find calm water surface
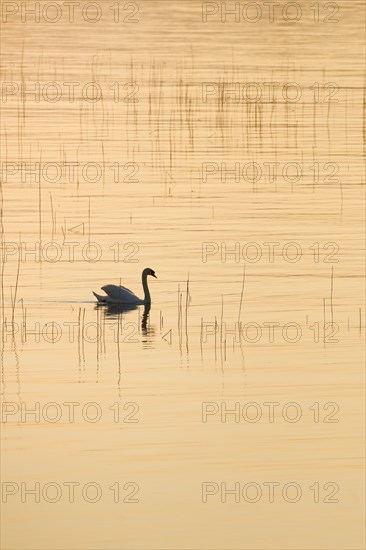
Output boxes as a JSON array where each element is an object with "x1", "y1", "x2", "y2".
[{"x1": 1, "y1": 1, "x2": 365, "y2": 548}]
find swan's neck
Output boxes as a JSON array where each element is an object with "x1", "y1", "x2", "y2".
[{"x1": 142, "y1": 273, "x2": 151, "y2": 303}]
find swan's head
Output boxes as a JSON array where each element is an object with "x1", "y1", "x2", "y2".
[{"x1": 143, "y1": 268, "x2": 157, "y2": 279}]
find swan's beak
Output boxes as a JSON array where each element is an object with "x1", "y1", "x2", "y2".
[{"x1": 152, "y1": 273, "x2": 157, "y2": 278}]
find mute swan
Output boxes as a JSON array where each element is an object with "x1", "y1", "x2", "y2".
[{"x1": 93, "y1": 268, "x2": 157, "y2": 304}]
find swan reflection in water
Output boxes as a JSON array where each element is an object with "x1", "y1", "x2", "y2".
[{"x1": 94, "y1": 302, "x2": 155, "y2": 344}]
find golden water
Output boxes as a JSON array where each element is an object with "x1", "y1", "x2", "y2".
[{"x1": 0, "y1": 1, "x2": 365, "y2": 548}]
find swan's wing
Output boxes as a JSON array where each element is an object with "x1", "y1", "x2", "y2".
[
  {"x1": 102, "y1": 284, "x2": 134, "y2": 295},
  {"x1": 101, "y1": 284, "x2": 140, "y2": 303}
]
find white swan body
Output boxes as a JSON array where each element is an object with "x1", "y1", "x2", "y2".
[{"x1": 93, "y1": 268, "x2": 157, "y2": 305}]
